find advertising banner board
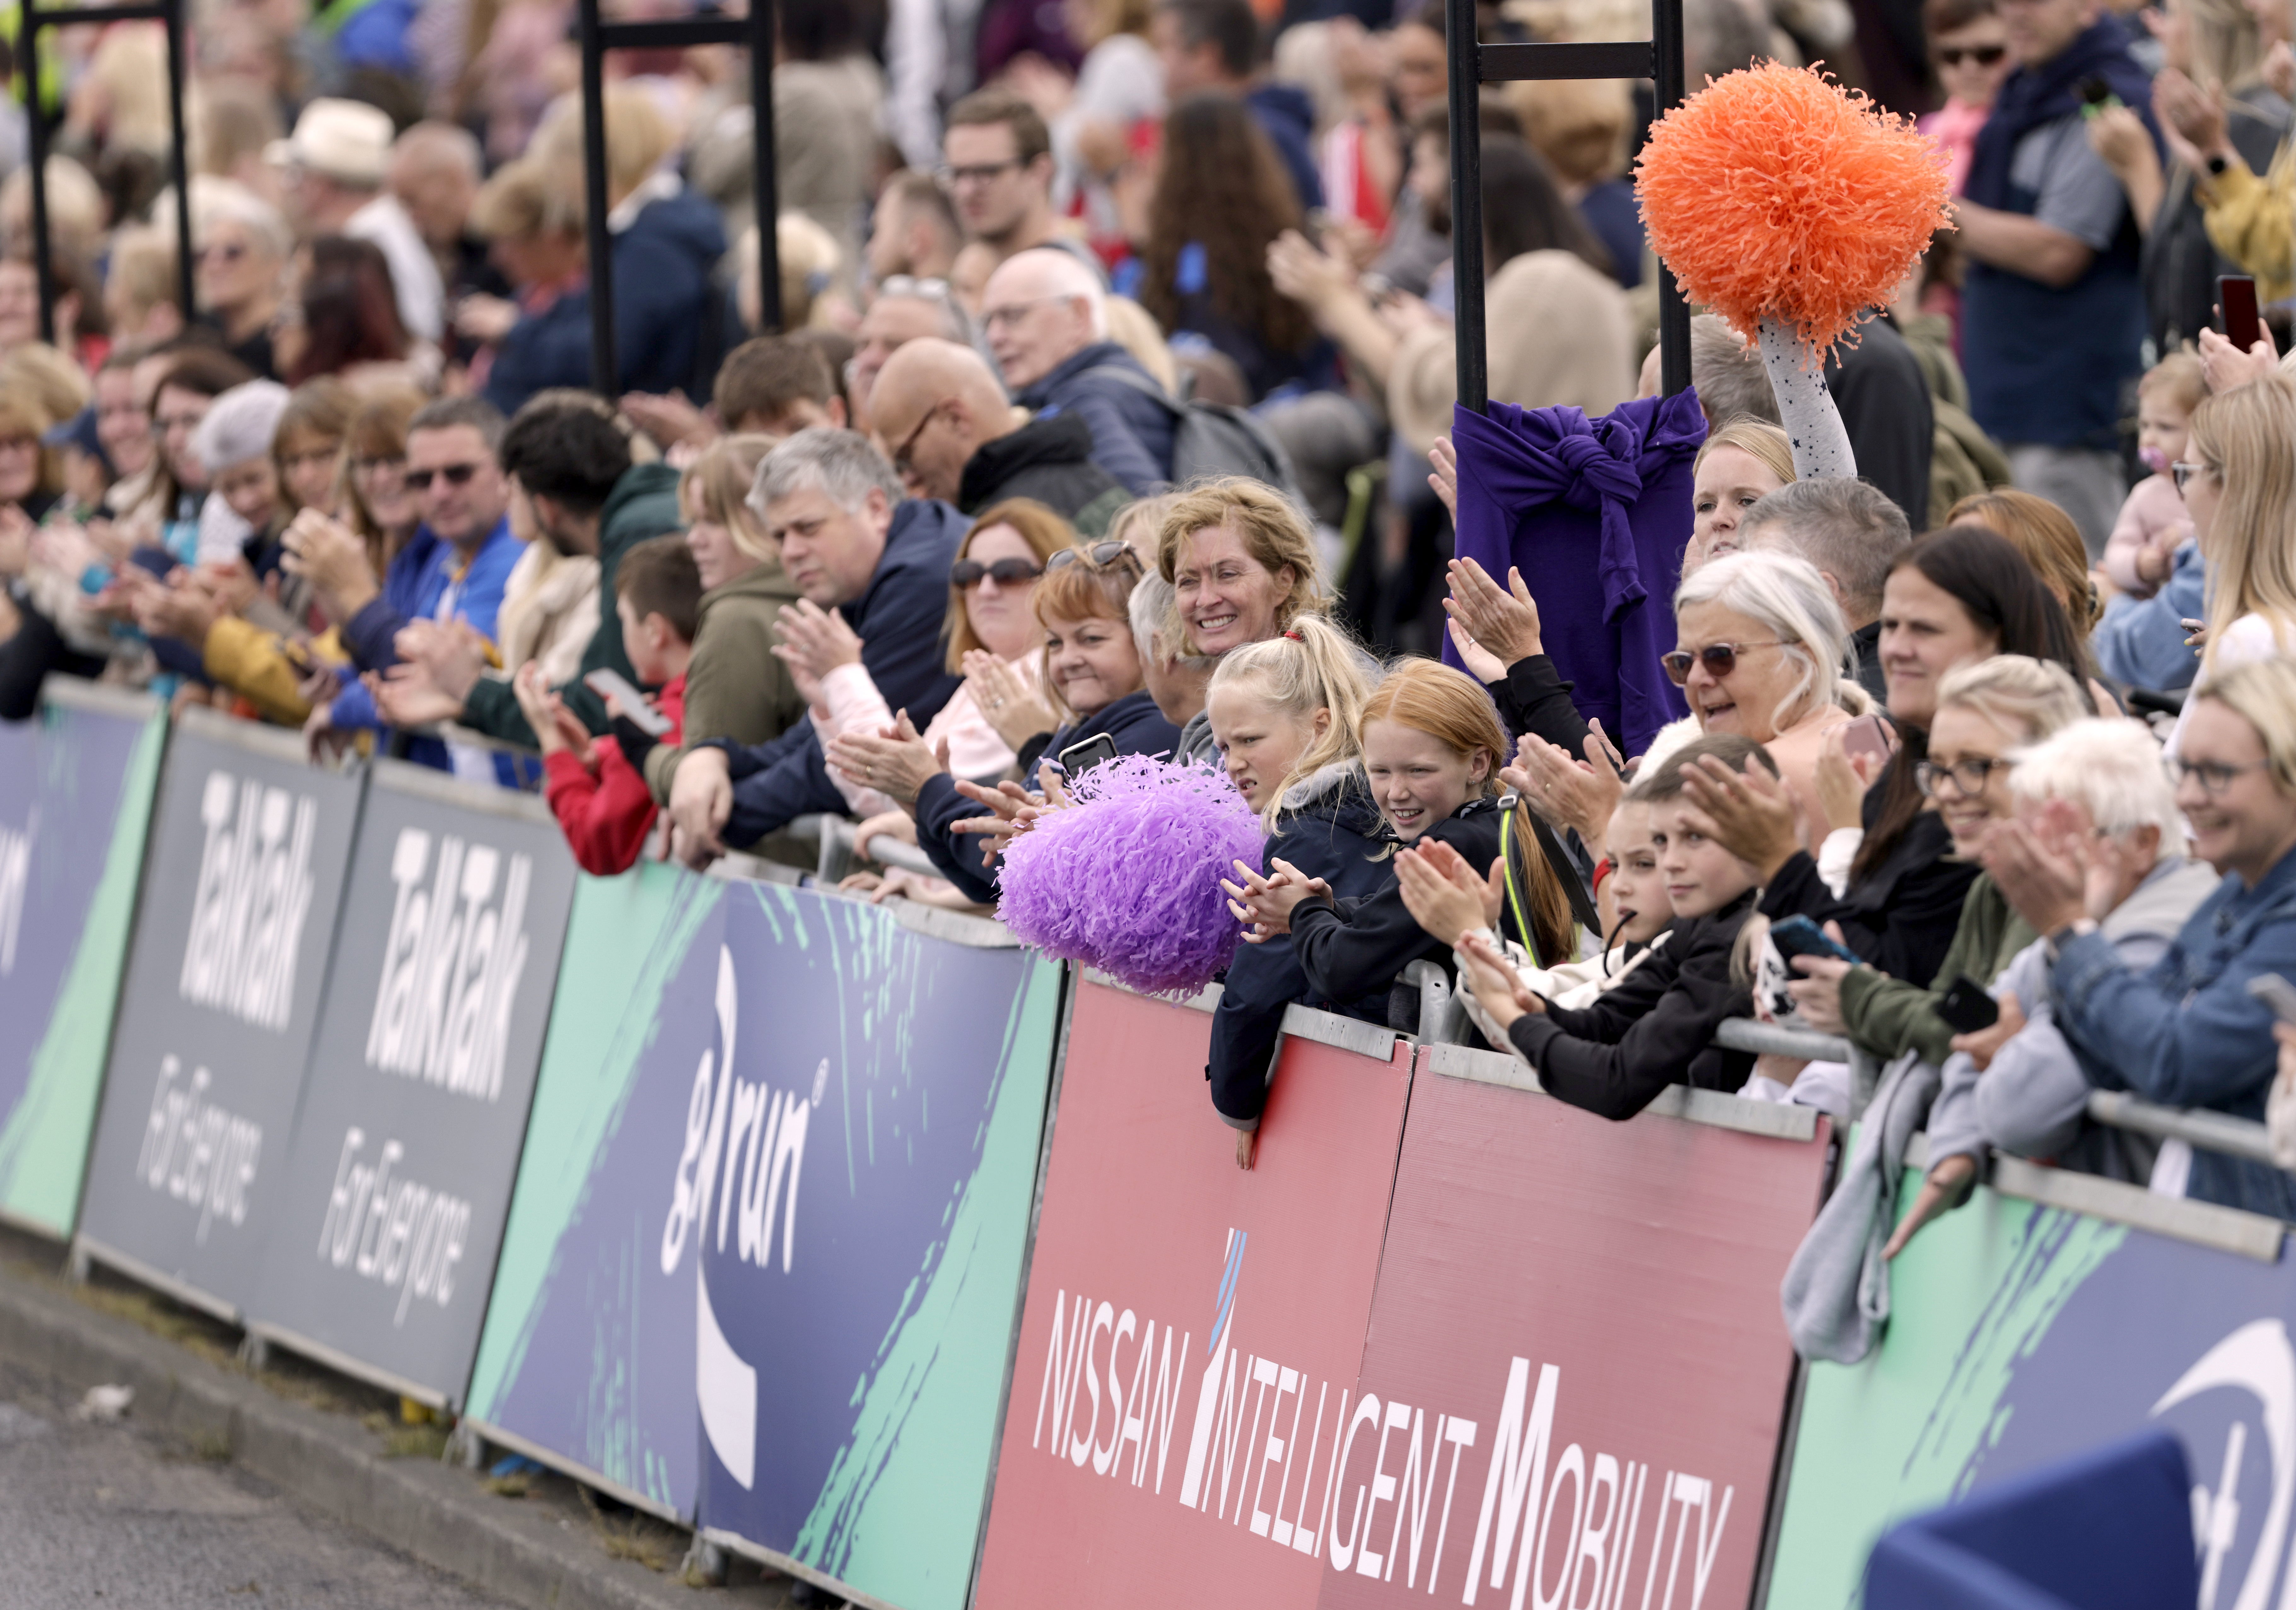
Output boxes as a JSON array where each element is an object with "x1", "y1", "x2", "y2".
[
  {"x1": 464, "y1": 861, "x2": 730, "y2": 1519},
  {"x1": 668, "y1": 883, "x2": 1059, "y2": 1610},
  {"x1": 972, "y1": 984, "x2": 1413, "y2": 1610},
  {"x1": 1320, "y1": 1047, "x2": 1827, "y2": 1610},
  {"x1": 75, "y1": 709, "x2": 361, "y2": 1315},
  {"x1": 247, "y1": 760, "x2": 578, "y2": 1405},
  {"x1": 1766, "y1": 1172, "x2": 2296, "y2": 1610},
  {"x1": 0, "y1": 683, "x2": 163, "y2": 1236}
]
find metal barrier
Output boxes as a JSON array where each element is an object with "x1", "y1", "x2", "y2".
[
  {"x1": 1446, "y1": 0, "x2": 1690, "y2": 403},
  {"x1": 21, "y1": 0, "x2": 194, "y2": 343},
  {"x1": 574, "y1": 0, "x2": 780, "y2": 394},
  {"x1": 785, "y1": 811, "x2": 962, "y2": 886}
]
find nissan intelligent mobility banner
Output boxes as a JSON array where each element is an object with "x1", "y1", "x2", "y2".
[
  {"x1": 1318, "y1": 1049, "x2": 1828, "y2": 1610},
  {"x1": 248, "y1": 760, "x2": 578, "y2": 1405},
  {"x1": 973, "y1": 982, "x2": 1414, "y2": 1610},
  {"x1": 0, "y1": 682, "x2": 162, "y2": 1238},
  {"x1": 76, "y1": 708, "x2": 362, "y2": 1315}
]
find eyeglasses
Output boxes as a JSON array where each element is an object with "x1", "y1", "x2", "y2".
[
  {"x1": 1915, "y1": 756, "x2": 2010, "y2": 798},
  {"x1": 940, "y1": 159, "x2": 1023, "y2": 187},
  {"x1": 404, "y1": 462, "x2": 481, "y2": 491},
  {"x1": 951, "y1": 556, "x2": 1045, "y2": 588},
  {"x1": 2172, "y1": 460, "x2": 2216, "y2": 495},
  {"x1": 1045, "y1": 540, "x2": 1141, "y2": 575},
  {"x1": 878, "y1": 276, "x2": 952, "y2": 301},
  {"x1": 1934, "y1": 43, "x2": 2006, "y2": 65},
  {"x1": 1659, "y1": 640, "x2": 1783, "y2": 684},
  {"x1": 889, "y1": 401, "x2": 950, "y2": 475},
  {"x1": 982, "y1": 295, "x2": 1074, "y2": 333},
  {"x1": 2165, "y1": 754, "x2": 2271, "y2": 795}
]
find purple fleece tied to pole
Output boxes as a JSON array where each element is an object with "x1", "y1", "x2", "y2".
[{"x1": 998, "y1": 754, "x2": 1264, "y2": 998}]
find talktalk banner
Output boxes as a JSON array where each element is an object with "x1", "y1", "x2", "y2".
[
  {"x1": 464, "y1": 862, "x2": 730, "y2": 1519},
  {"x1": 248, "y1": 760, "x2": 578, "y2": 1404},
  {"x1": 0, "y1": 682, "x2": 162, "y2": 1237},
  {"x1": 686, "y1": 885, "x2": 1060, "y2": 1610},
  {"x1": 973, "y1": 982, "x2": 1414, "y2": 1610},
  {"x1": 1322, "y1": 1051, "x2": 1828, "y2": 1610},
  {"x1": 1768, "y1": 1180, "x2": 2296, "y2": 1610},
  {"x1": 76, "y1": 710, "x2": 361, "y2": 1314}
]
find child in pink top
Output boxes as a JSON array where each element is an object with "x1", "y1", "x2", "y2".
[{"x1": 2101, "y1": 352, "x2": 2206, "y2": 600}]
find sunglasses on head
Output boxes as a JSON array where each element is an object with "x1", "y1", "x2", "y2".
[
  {"x1": 1660, "y1": 640, "x2": 1782, "y2": 684},
  {"x1": 403, "y1": 462, "x2": 481, "y2": 491},
  {"x1": 951, "y1": 555, "x2": 1043, "y2": 588},
  {"x1": 1935, "y1": 43, "x2": 2006, "y2": 65},
  {"x1": 1045, "y1": 540, "x2": 1140, "y2": 574}
]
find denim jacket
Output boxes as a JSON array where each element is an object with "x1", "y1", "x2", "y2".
[{"x1": 2051, "y1": 846, "x2": 2296, "y2": 1218}]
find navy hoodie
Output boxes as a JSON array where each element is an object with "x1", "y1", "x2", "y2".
[
  {"x1": 1206, "y1": 766, "x2": 1391, "y2": 1129},
  {"x1": 1015, "y1": 342, "x2": 1176, "y2": 496},
  {"x1": 914, "y1": 688, "x2": 1181, "y2": 904},
  {"x1": 710, "y1": 498, "x2": 968, "y2": 846},
  {"x1": 1245, "y1": 85, "x2": 1326, "y2": 214}
]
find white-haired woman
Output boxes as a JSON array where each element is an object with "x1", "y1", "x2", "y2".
[
  {"x1": 1665, "y1": 549, "x2": 1857, "y2": 836},
  {"x1": 1888, "y1": 715, "x2": 2219, "y2": 1255},
  {"x1": 192, "y1": 180, "x2": 291, "y2": 381}
]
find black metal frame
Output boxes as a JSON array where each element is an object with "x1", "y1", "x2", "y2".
[
  {"x1": 1446, "y1": 0, "x2": 1691, "y2": 407},
  {"x1": 575, "y1": 0, "x2": 780, "y2": 396},
  {"x1": 19, "y1": 0, "x2": 195, "y2": 347}
]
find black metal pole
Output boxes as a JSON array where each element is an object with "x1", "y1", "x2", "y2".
[
  {"x1": 578, "y1": 0, "x2": 618, "y2": 396},
  {"x1": 1652, "y1": 0, "x2": 1691, "y2": 397},
  {"x1": 1444, "y1": 0, "x2": 1484, "y2": 415},
  {"x1": 746, "y1": 0, "x2": 782, "y2": 333},
  {"x1": 162, "y1": 0, "x2": 195, "y2": 327},
  {"x1": 21, "y1": 0, "x2": 52, "y2": 347}
]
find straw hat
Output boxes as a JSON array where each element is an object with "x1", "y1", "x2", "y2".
[{"x1": 265, "y1": 98, "x2": 393, "y2": 187}]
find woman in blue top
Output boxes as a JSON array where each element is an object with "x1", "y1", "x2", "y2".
[{"x1": 1987, "y1": 656, "x2": 2296, "y2": 1218}]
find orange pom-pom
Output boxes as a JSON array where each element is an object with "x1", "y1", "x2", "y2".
[{"x1": 1635, "y1": 61, "x2": 1953, "y2": 362}]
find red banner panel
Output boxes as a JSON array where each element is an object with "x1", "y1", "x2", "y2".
[
  {"x1": 1315, "y1": 1050, "x2": 1828, "y2": 1610},
  {"x1": 975, "y1": 982, "x2": 1411, "y2": 1610}
]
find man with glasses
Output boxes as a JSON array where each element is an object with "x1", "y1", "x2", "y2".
[
  {"x1": 982, "y1": 248, "x2": 1173, "y2": 494},
  {"x1": 1955, "y1": 0, "x2": 2152, "y2": 555},
  {"x1": 940, "y1": 90, "x2": 1075, "y2": 269},
  {"x1": 376, "y1": 396, "x2": 686, "y2": 752},
  {"x1": 869, "y1": 337, "x2": 1128, "y2": 534},
  {"x1": 666, "y1": 429, "x2": 968, "y2": 864}
]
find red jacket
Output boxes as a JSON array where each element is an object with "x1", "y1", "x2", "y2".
[{"x1": 542, "y1": 675, "x2": 684, "y2": 876}]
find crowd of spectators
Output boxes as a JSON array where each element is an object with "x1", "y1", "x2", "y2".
[{"x1": 8, "y1": 0, "x2": 2296, "y2": 1285}]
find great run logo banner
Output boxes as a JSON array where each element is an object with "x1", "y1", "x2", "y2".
[
  {"x1": 248, "y1": 761, "x2": 576, "y2": 1404},
  {"x1": 974, "y1": 981, "x2": 1413, "y2": 1610},
  {"x1": 77, "y1": 711, "x2": 361, "y2": 1313},
  {"x1": 0, "y1": 683, "x2": 163, "y2": 1237}
]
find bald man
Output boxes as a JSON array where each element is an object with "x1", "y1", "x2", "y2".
[
  {"x1": 871, "y1": 338, "x2": 1130, "y2": 534},
  {"x1": 982, "y1": 248, "x2": 1174, "y2": 495}
]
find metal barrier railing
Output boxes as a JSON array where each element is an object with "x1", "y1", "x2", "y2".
[{"x1": 784, "y1": 812, "x2": 957, "y2": 887}]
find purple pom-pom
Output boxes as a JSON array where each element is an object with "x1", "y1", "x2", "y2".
[{"x1": 998, "y1": 754, "x2": 1263, "y2": 997}]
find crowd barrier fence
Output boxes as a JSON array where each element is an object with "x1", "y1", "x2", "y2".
[{"x1": 13, "y1": 688, "x2": 2296, "y2": 1608}]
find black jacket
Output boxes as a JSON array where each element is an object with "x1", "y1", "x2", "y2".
[
  {"x1": 1508, "y1": 888, "x2": 1759, "y2": 1120},
  {"x1": 915, "y1": 688, "x2": 1182, "y2": 904},
  {"x1": 1757, "y1": 759, "x2": 1979, "y2": 990},
  {"x1": 958, "y1": 413, "x2": 1129, "y2": 536},
  {"x1": 1205, "y1": 769, "x2": 1391, "y2": 1129},
  {"x1": 1290, "y1": 796, "x2": 1507, "y2": 1027},
  {"x1": 1824, "y1": 312, "x2": 1933, "y2": 530}
]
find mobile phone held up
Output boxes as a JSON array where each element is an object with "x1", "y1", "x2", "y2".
[
  {"x1": 583, "y1": 668, "x2": 671, "y2": 736},
  {"x1": 1937, "y1": 973, "x2": 2001, "y2": 1036},
  {"x1": 1769, "y1": 914, "x2": 1862, "y2": 966},
  {"x1": 2222, "y1": 274, "x2": 2263, "y2": 354},
  {"x1": 1840, "y1": 711, "x2": 1896, "y2": 766},
  {"x1": 1058, "y1": 733, "x2": 1119, "y2": 777}
]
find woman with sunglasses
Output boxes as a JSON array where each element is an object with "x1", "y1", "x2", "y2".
[
  {"x1": 806, "y1": 500, "x2": 1070, "y2": 831},
  {"x1": 1682, "y1": 526, "x2": 2092, "y2": 995},
  {"x1": 889, "y1": 535, "x2": 1182, "y2": 905},
  {"x1": 1986, "y1": 657, "x2": 2296, "y2": 1217},
  {"x1": 1920, "y1": 0, "x2": 2014, "y2": 197},
  {"x1": 2164, "y1": 377, "x2": 2296, "y2": 758}
]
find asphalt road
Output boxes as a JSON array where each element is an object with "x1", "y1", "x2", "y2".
[{"x1": 0, "y1": 1362, "x2": 514, "y2": 1610}]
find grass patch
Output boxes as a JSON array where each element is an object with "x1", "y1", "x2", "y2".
[{"x1": 381, "y1": 1422, "x2": 450, "y2": 1460}]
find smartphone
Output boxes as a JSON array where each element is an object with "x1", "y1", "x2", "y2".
[
  {"x1": 1058, "y1": 733, "x2": 1119, "y2": 776},
  {"x1": 1937, "y1": 974, "x2": 2001, "y2": 1035},
  {"x1": 584, "y1": 667, "x2": 670, "y2": 735},
  {"x1": 2248, "y1": 972, "x2": 2296, "y2": 1023},
  {"x1": 2077, "y1": 75, "x2": 2121, "y2": 115},
  {"x1": 1769, "y1": 914, "x2": 1862, "y2": 965},
  {"x1": 2222, "y1": 274, "x2": 2264, "y2": 353},
  {"x1": 1840, "y1": 712, "x2": 1895, "y2": 765}
]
